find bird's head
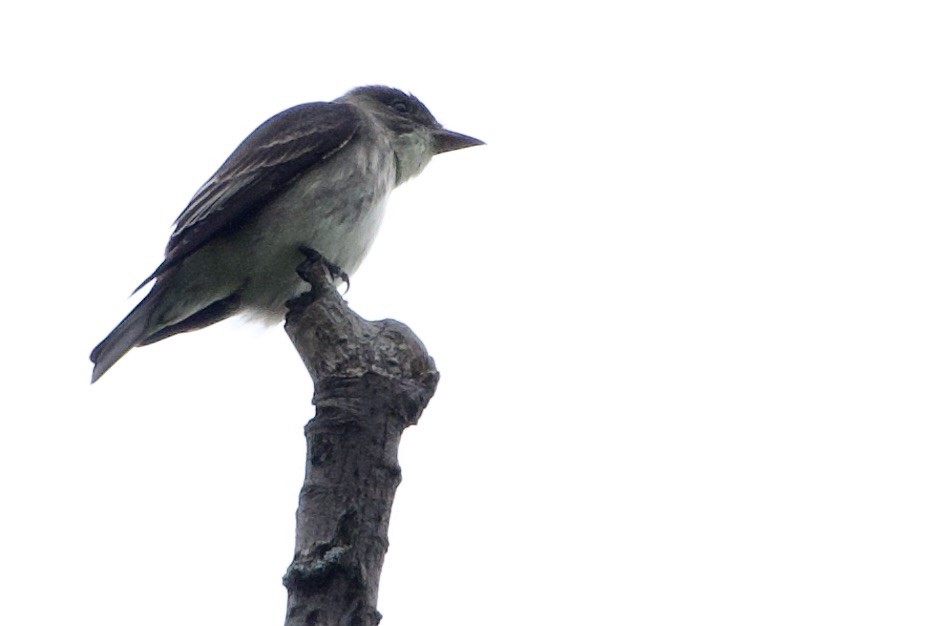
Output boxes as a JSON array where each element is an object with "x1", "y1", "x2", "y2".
[{"x1": 344, "y1": 85, "x2": 484, "y2": 184}]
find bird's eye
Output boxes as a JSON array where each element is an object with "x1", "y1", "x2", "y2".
[{"x1": 392, "y1": 101, "x2": 409, "y2": 114}]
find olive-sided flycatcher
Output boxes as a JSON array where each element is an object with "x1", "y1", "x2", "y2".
[{"x1": 90, "y1": 86, "x2": 483, "y2": 382}]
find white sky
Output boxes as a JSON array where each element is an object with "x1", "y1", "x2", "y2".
[{"x1": 2, "y1": 1, "x2": 938, "y2": 624}]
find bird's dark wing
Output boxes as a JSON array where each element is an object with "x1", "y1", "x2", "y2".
[{"x1": 134, "y1": 101, "x2": 361, "y2": 291}]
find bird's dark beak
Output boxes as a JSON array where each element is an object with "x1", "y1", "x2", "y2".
[{"x1": 433, "y1": 128, "x2": 485, "y2": 154}]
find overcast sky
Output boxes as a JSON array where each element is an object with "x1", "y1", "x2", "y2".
[{"x1": 2, "y1": 1, "x2": 938, "y2": 625}]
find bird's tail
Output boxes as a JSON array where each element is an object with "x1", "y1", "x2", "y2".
[{"x1": 90, "y1": 291, "x2": 159, "y2": 383}]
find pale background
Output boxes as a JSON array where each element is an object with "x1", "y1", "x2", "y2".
[{"x1": 2, "y1": 1, "x2": 937, "y2": 624}]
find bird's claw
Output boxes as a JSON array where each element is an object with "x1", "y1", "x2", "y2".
[{"x1": 298, "y1": 246, "x2": 350, "y2": 293}]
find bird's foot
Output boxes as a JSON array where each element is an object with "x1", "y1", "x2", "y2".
[{"x1": 298, "y1": 246, "x2": 350, "y2": 293}]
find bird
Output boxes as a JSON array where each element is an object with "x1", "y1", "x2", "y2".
[{"x1": 90, "y1": 85, "x2": 483, "y2": 383}]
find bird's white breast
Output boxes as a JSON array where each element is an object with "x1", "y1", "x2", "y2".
[{"x1": 237, "y1": 136, "x2": 397, "y2": 319}]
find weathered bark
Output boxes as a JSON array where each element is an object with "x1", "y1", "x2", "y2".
[{"x1": 282, "y1": 254, "x2": 439, "y2": 626}]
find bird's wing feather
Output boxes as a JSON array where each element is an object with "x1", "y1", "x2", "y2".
[{"x1": 134, "y1": 101, "x2": 361, "y2": 291}]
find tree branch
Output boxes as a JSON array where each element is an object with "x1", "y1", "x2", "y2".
[{"x1": 282, "y1": 254, "x2": 439, "y2": 626}]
